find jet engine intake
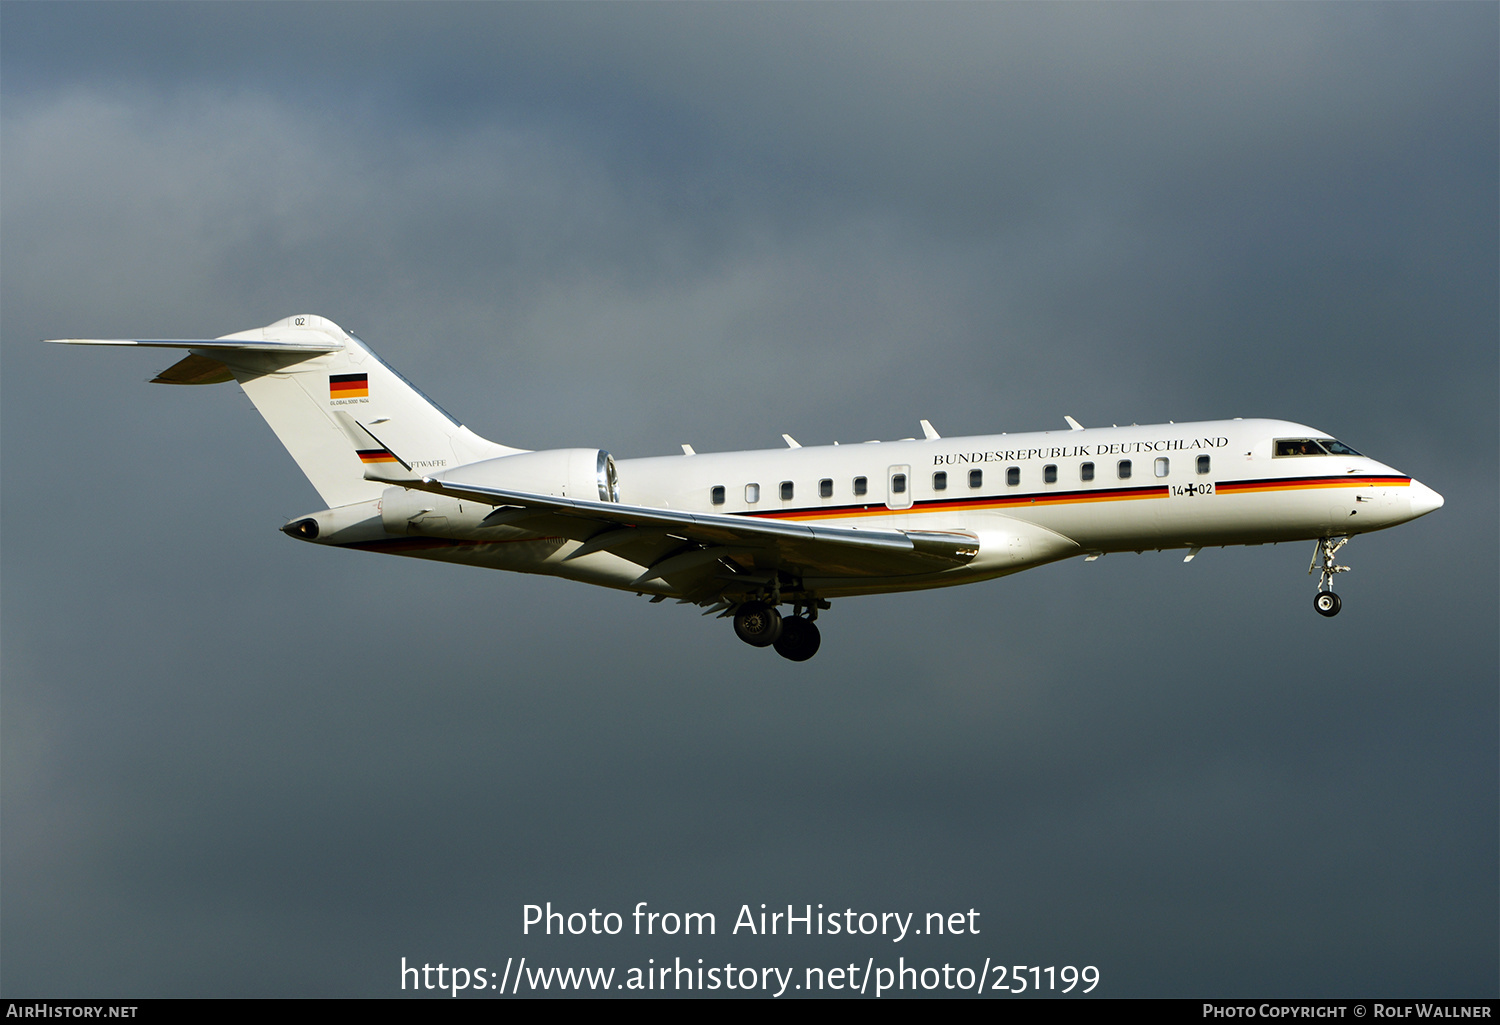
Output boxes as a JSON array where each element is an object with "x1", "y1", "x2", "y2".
[
  {"x1": 380, "y1": 448, "x2": 618, "y2": 536},
  {"x1": 431, "y1": 448, "x2": 619, "y2": 502}
]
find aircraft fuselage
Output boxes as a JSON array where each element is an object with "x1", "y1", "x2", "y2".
[{"x1": 310, "y1": 417, "x2": 1439, "y2": 601}]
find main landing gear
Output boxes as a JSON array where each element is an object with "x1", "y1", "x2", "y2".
[
  {"x1": 732, "y1": 600, "x2": 824, "y2": 661},
  {"x1": 1310, "y1": 536, "x2": 1350, "y2": 618}
]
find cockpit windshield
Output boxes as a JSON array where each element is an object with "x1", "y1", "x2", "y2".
[
  {"x1": 1274, "y1": 438, "x2": 1363, "y2": 457},
  {"x1": 1275, "y1": 439, "x2": 1326, "y2": 456}
]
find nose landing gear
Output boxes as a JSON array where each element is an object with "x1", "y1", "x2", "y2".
[
  {"x1": 1314, "y1": 591, "x2": 1342, "y2": 617},
  {"x1": 1310, "y1": 536, "x2": 1350, "y2": 617}
]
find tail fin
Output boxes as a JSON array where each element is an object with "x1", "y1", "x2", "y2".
[{"x1": 51, "y1": 314, "x2": 519, "y2": 506}]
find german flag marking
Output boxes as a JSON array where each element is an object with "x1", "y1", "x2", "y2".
[
  {"x1": 356, "y1": 448, "x2": 398, "y2": 464},
  {"x1": 1216, "y1": 474, "x2": 1410, "y2": 496},
  {"x1": 740, "y1": 484, "x2": 1170, "y2": 522},
  {"x1": 330, "y1": 373, "x2": 369, "y2": 398},
  {"x1": 716, "y1": 475, "x2": 1408, "y2": 525}
]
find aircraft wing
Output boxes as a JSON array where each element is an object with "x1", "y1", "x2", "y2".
[{"x1": 408, "y1": 475, "x2": 980, "y2": 592}]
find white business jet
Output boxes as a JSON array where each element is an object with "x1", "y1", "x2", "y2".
[{"x1": 53, "y1": 315, "x2": 1443, "y2": 661}]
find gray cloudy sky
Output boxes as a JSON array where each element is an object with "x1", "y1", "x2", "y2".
[{"x1": 2, "y1": 2, "x2": 1495, "y2": 998}]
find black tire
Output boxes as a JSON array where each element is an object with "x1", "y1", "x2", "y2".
[
  {"x1": 773, "y1": 617, "x2": 821, "y2": 661},
  {"x1": 733, "y1": 602, "x2": 783, "y2": 647},
  {"x1": 1314, "y1": 591, "x2": 1342, "y2": 617}
]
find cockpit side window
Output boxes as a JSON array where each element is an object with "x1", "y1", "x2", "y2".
[
  {"x1": 1274, "y1": 439, "x2": 1330, "y2": 457},
  {"x1": 1320, "y1": 439, "x2": 1363, "y2": 456}
]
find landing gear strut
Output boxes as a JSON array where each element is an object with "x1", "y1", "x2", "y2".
[
  {"x1": 1310, "y1": 536, "x2": 1350, "y2": 618},
  {"x1": 731, "y1": 597, "x2": 827, "y2": 660}
]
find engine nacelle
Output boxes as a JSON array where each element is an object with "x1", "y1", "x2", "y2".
[
  {"x1": 441, "y1": 448, "x2": 619, "y2": 502},
  {"x1": 380, "y1": 448, "x2": 618, "y2": 536}
]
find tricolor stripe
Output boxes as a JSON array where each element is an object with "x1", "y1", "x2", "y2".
[
  {"x1": 730, "y1": 475, "x2": 1408, "y2": 523},
  {"x1": 330, "y1": 373, "x2": 369, "y2": 398},
  {"x1": 356, "y1": 448, "x2": 398, "y2": 464},
  {"x1": 1216, "y1": 474, "x2": 1410, "y2": 496},
  {"x1": 742, "y1": 484, "x2": 1170, "y2": 522}
]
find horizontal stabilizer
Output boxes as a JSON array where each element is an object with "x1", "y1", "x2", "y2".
[
  {"x1": 52, "y1": 314, "x2": 516, "y2": 509},
  {"x1": 150, "y1": 353, "x2": 235, "y2": 385},
  {"x1": 46, "y1": 338, "x2": 341, "y2": 353}
]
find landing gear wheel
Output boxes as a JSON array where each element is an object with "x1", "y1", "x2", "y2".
[
  {"x1": 733, "y1": 602, "x2": 783, "y2": 647},
  {"x1": 773, "y1": 617, "x2": 821, "y2": 662},
  {"x1": 1314, "y1": 591, "x2": 1342, "y2": 617}
]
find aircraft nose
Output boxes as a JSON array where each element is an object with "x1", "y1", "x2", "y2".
[{"x1": 1408, "y1": 479, "x2": 1444, "y2": 519}]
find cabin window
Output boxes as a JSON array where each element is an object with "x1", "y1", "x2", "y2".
[
  {"x1": 1154, "y1": 457, "x2": 1169, "y2": 477},
  {"x1": 1196, "y1": 455, "x2": 1211, "y2": 475},
  {"x1": 1118, "y1": 459, "x2": 1132, "y2": 480},
  {"x1": 745, "y1": 483, "x2": 760, "y2": 503},
  {"x1": 1080, "y1": 461, "x2": 1095, "y2": 482},
  {"x1": 933, "y1": 471, "x2": 948, "y2": 491},
  {"x1": 891, "y1": 473, "x2": 907, "y2": 494},
  {"x1": 819, "y1": 478, "x2": 833, "y2": 498},
  {"x1": 1043, "y1": 464, "x2": 1057, "y2": 484},
  {"x1": 853, "y1": 476, "x2": 868, "y2": 497},
  {"x1": 969, "y1": 469, "x2": 983, "y2": 488},
  {"x1": 780, "y1": 481, "x2": 794, "y2": 501},
  {"x1": 1275, "y1": 439, "x2": 1329, "y2": 457},
  {"x1": 1006, "y1": 466, "x2": 1020, "y2": 487},
  {"x1": 710, "y1": 485, "x2": 725, "y2": 506}
]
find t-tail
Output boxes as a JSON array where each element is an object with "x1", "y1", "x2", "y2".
[{"x1": 50, "y1": 314, "x2": 519, "y2": 507}]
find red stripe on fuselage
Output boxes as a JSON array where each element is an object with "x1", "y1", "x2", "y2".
[
  {"x1": 730, "y1": 475, "x2": 1407, "y2": 523},
  {"x1": 738, "y1": 484, "x2": 1169, "y2": 522},
  {"x1": 1216, "y1": 474, "x2": 1410, "y2": 495}
]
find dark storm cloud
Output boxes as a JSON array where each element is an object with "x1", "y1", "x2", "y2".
[
  {"x1": 9, "y1": 5, "x2": 1492, "y2": 221},
  {"x1": 3, "y1": 2, "x2": 1494, "y2": 998}
]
